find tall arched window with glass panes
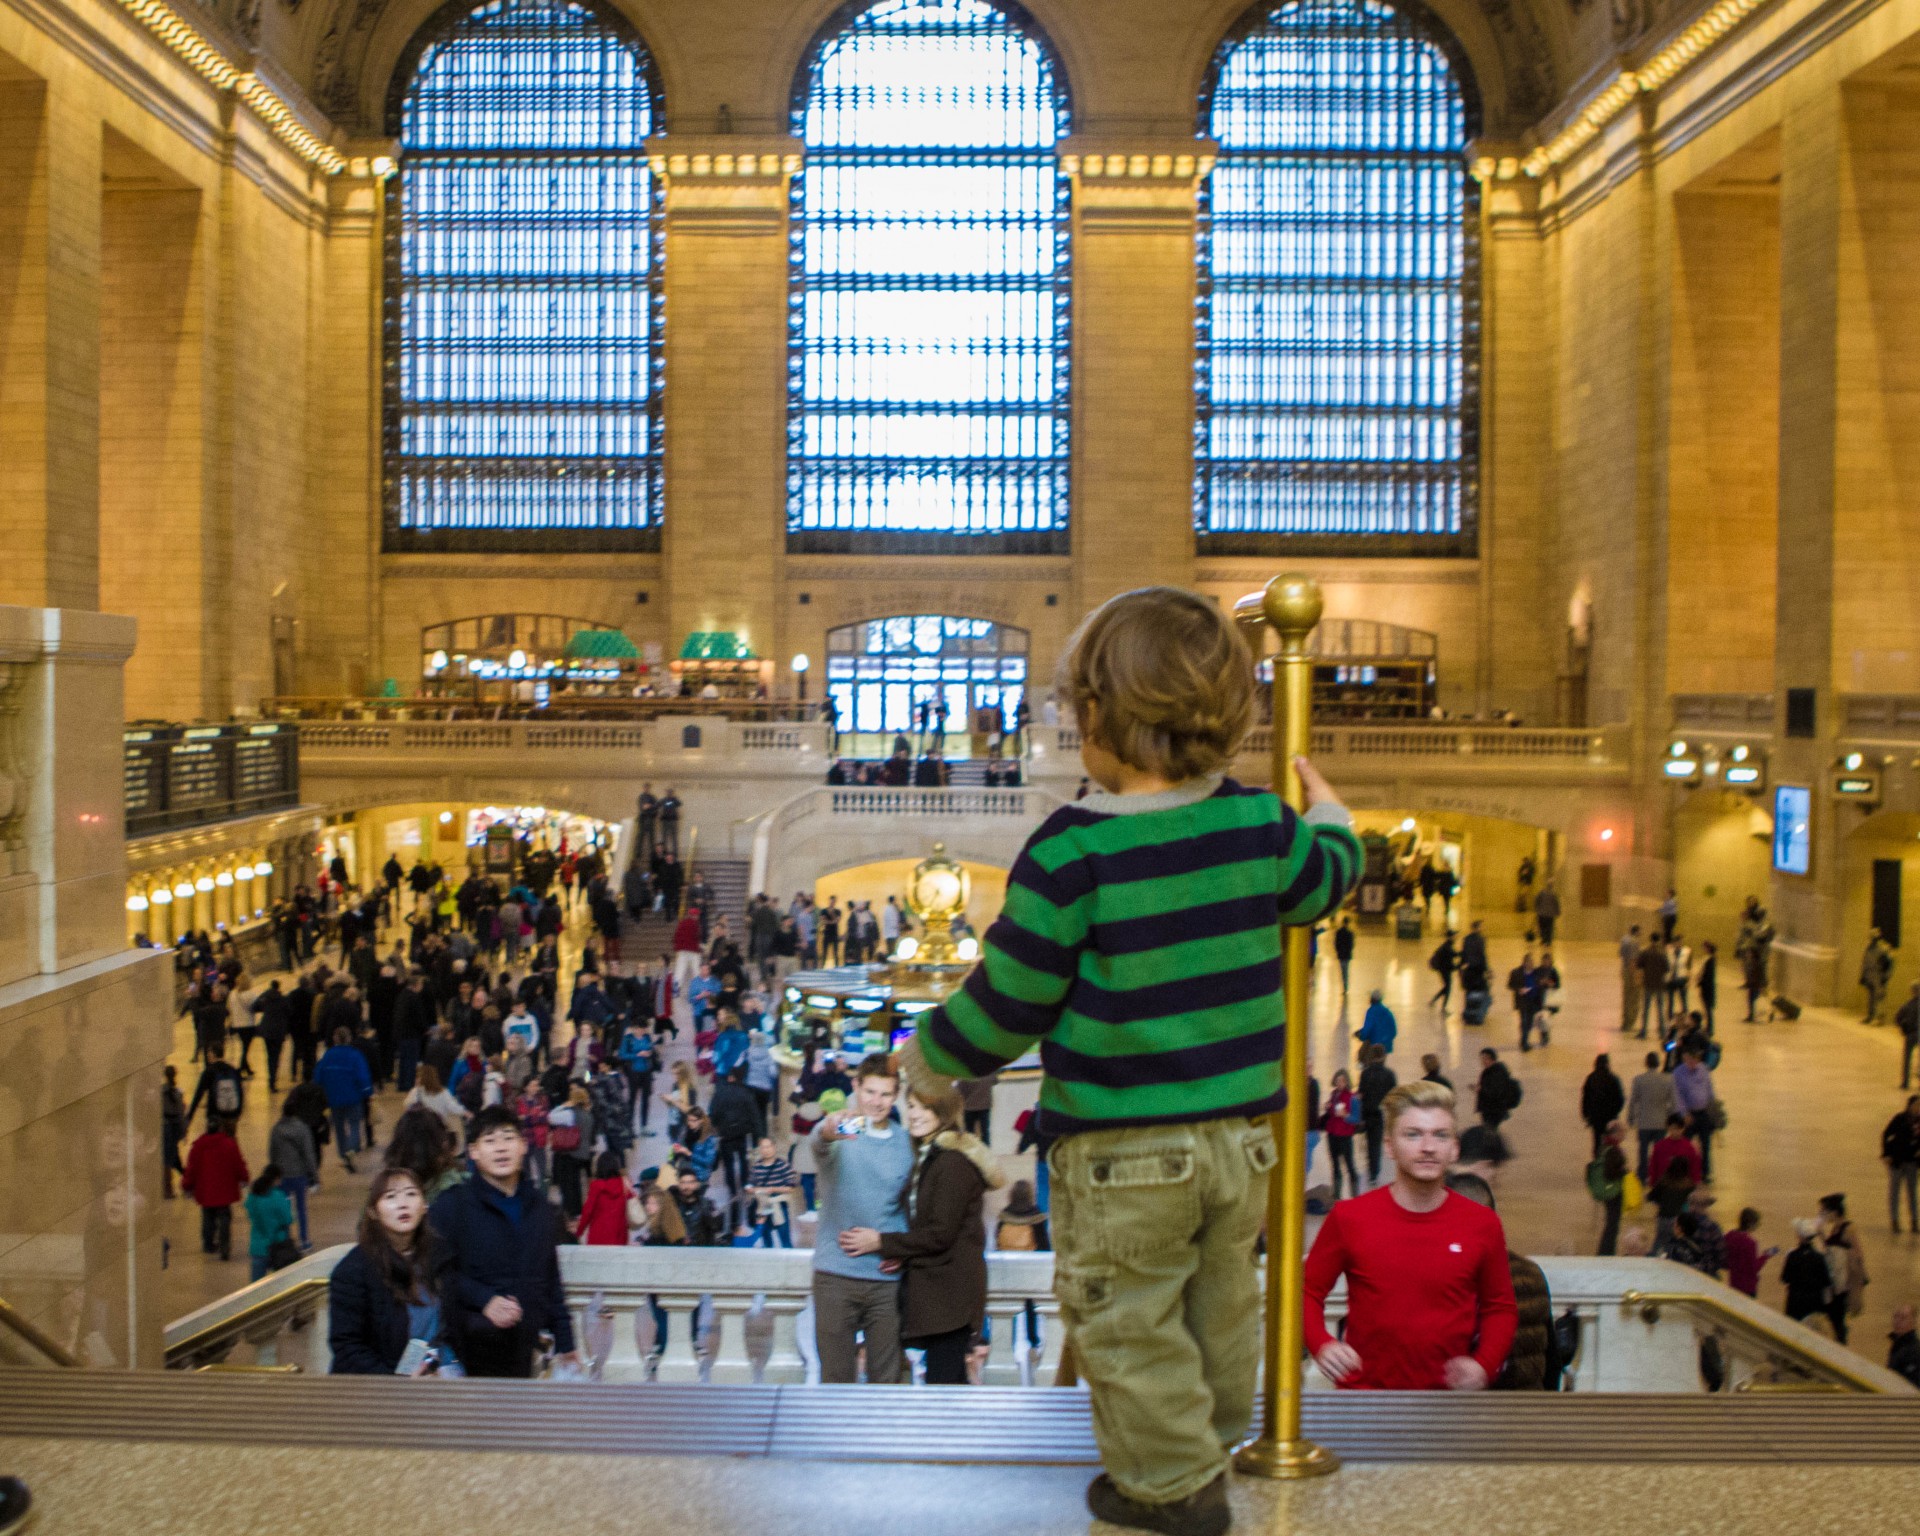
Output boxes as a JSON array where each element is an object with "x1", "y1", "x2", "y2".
[
  {"x1": 385, "y1": 0, "x2": 663, "y2": 549},
  {"x1": 1197, "y1": 0, "x2": 1478, "y2": 553},
  {"x1": 789, "y1": 0, "x2": 1071, "y2": 553}
]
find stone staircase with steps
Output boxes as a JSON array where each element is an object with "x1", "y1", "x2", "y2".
[{"x1": 620, "y1": 856, "x2": 753, "y2": 962}]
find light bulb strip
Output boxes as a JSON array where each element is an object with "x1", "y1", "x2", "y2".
[
  {"x1": 115, "y1": 0, "x2": 348, "y2": 176},
  {"x1": 1480, "y1": 0, "x2": 1774, "y2": 182}
]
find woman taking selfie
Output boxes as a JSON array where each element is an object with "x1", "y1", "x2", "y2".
[
  {"x1": 328, "y1": 1167, "x2": 457, "y2": 1375},
  {"x1": 839, "y1": 1082, "x2": 1003, "y2": 1384}
]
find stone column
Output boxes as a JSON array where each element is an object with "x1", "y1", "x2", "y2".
[
  {"x1": 1061, "y1": 141, "x2": 1208, "y2": 616},
  {"x1": 0, "y1": 607, "x2": 136, "y2": 981},
  {"x1": 1767, "y1": 82, "x2": 1920, "y2": 1001},
  {"x1": 0, "y1": 76, "x2": 102, "y2": 610},
  {"x1": 306, "y1": 160, "x2": 390, "y2": 696},
  {"x1": 650, "y1": 139, "x2": 799, "y2": 664}
]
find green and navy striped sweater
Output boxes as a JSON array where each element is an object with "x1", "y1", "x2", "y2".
[{"x1": 901, "y1": 775, "x2": 1362, "y2": 1135}]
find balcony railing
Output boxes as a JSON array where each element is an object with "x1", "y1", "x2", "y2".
[
  {"x1": 263, "y1": 695, "x2": 823, "y2": 724},
  {"x1": 1671, "y1": 694, "x2": 1775, "y2": 731},
  {"x1": 124, "y1": 723, "x2": 300, "y2": 837},
  {"x1": 1842, "y1": 695, "x2": 1920, "y2": 742},
  {"x1": 166, "y1": 1247, "x2": 1911, "y2": 1395}
]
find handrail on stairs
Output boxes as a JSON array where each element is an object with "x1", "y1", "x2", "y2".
[
  {"x1": 1618, "y1": 1290, "x2": 1892, "y2": 1394},
  {"x1": 0, "y1": 1295, "x2": 80, "y2": 1368}
]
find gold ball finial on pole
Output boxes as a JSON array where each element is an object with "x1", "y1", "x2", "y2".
[{"x1": 1261, "y1": 574, "x2": 1322, "y2": 649}]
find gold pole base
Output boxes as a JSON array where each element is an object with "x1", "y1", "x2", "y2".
[{"x1": 1233, "y1": 1436, "x2": 1342, "y2": 1481}]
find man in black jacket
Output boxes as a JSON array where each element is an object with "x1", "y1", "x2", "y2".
[
  {"x1": 252, "y1": 981, "x2": 291, "y2": 1093},
  {"x1": 429, "y1": 1106, "x2": 578, "y2": 1378},
  {"x1": 1882, "y1": 1095, "x2": 1920, "y2": 1233},
  {"x1": 392, "y1": 972, "x2": 438, "y2": 1094},
  {"x1": 1580, "y1": 1054, "x2": 1626, "y2": 1158},
  {"x1": 708, "y1": 1068, "x2": 765, "y2": 1228},
  {"x1": 185, "y1": 1042, "x2": 245, "y2": 1129}
]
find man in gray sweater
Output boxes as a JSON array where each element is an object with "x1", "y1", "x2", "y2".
[
  {"x1": 1626, "y1": 1050, "x2": 1678, "y2": 1183},
  {"x1": 810, "y1": 1053, "x2": 915, "y2": 1383}
]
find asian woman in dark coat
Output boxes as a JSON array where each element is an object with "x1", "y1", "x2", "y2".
[
  {"x1": 328, "y1": 1167, "x2": 455, "y2": 1374},
  {"x1": 838, "y1": 1081, "x2": 1005, "y2": 1384}
]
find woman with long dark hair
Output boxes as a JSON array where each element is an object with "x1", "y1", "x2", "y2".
[
  {"x1": 838, "y1": 1082, "x2": 1004, "y2": 1385},
  {"x1": 327, "y1": 1167, "x2": 458, "y2": 1375},
  {"x1": 384, "y1": 1104, "x2": 465, "y2": 1200}
]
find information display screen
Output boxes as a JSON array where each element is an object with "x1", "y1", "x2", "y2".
[{"x1": 1773, "y1": 785, "x2": 1811, "y2": 875}]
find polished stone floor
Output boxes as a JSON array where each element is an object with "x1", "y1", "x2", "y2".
[
  {"x1": 1, "y1": 1432, "x2": 1912, "y2": 1536},
  {"x1": 159, "y1": 908, "x2": 1920, "y2": 1370}
]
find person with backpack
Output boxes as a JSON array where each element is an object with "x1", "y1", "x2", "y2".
[
  {"x1": 1586, "y1": 1123, "x2": 1631, "y2": 1255},
  {"x1": 182, "y1": 1117, "x2": 249, "y2": 1261},
  {"x1": 548, "y1": 1085, "x2": 596, "y2": 1220},
  {"x1": 1322, "y1": 1069, "x2": 1361, "y2": 1201},
  {"x1": 1473, "y1": 1048, "x2": 1522, "y2": 1131},
  {"x1": 185, "y1": 1041, "x2": 245, "y2": 1131}
]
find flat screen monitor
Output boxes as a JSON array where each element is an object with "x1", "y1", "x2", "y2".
[{"x1": 1773, "y1": 785, "x2": 1811, "y2": 875}]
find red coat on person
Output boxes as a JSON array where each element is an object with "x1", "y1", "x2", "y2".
[
  {"x1": 672, "y1": 914, "x2": 702, "y2": 955},
  {"x1": 182, "y1": 1128, "x2": 250, "y2": 1208},
  {"x1": 576, "y1": 1177, "x2": 632, "y2": 1246}
]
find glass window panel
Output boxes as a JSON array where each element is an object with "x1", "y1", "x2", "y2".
[
  {"x1": 387, "y1": 0, "x2": 662, "y2": 541},
  {"x1": 790, "y1": 0, "x2": 1069, "y2": 543},
  {"x1": 1195, "y1": 0, "x2": 1476, "y2": 545}
]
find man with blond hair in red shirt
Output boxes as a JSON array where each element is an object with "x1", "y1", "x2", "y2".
[{"x1": 1305, "y1": 1078, "x2": 1516, "y2": 1390}]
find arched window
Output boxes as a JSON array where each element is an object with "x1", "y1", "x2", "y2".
[
  {"x1": 790, "y1": 0, "x2": 1070, "y2": 553},
  {"x1": 825, "y1": 615, "x2": 1028, "y2": 736},
  {"x1": 385, "y1": 0, "x2": 662, "y2": 549},
  {"x1": 1197, "y1": 0, "x2": 1478, "y2": 552}
]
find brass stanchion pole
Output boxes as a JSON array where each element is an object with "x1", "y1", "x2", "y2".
[{"x1": 1231, "y1": 574, "x2": 1339, "y2": 1481}]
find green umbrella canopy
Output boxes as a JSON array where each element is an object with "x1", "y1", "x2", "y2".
[
  {"x1": 677, "y1": 631, "x2": 756, "y2": 660},
  {"x1": 565, "y1": 628, "x2": 641, "y2": 660}
]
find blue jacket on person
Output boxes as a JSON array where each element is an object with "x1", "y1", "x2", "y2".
[
  {"x1": 1358, "y1": 1000, "x2": 1398, "y2": 1055},
  {"x1": 712, "y1": 1026, "x2": 749, "y2": 1080},
  {"x1": 313, "y1": 1042, "x2": 373, "y2": 1109}
]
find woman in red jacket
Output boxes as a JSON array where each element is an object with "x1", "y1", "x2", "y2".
[
  {"x1": 182, "y1": 1118, "x2": 250, "y2": 1261},
  {"x1": 575, "y1": 1152, "x2": 634, "y2": 1246}
]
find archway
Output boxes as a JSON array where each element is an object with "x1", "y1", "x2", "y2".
[{"x1": 824, "y1": 614, "x2": 1030, "y2": 756}]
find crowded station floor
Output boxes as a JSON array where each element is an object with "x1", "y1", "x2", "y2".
[{"x1": 155, "y1": 908, "x2": 1920, "y2": 1369}]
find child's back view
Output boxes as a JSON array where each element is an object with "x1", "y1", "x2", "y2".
[{"x1": 901, "y1": 586, "x2": 1359, "y2": 1536}]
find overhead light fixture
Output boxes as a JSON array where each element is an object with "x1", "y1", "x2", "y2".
[
  {"x1": 1669, "y1": 741, "x2": 1689, "y2": 758},
  {"x1": 150, "y1": 888, "x2": 173, "y2": 905},
  {"x1": 1399, "y1": 817, "x2": 1416, "y2": 832},
  {"x1": 173, "y1": 882, "x2": 196, "y2": 899},
  {"x1": 1730, "y1": 745, "x2": 1749, "y2": 763},
  {"x1": 255, "y1": 860, "x2": 272, "y2": 877},
  {"x1": 194, "y1": 876, "x2": 215, "y2": 892},
  {"x1": 1844, "y1": 752, "x2": 1864, "y2": 771},
  {"x1": 214, "y1": 872, "x2": 234, "y2": 887},
  {"x1": 1599, "y1": 828, "x2": 1615, "y2": 843},
  {"x1": 508, "y1": 649, "x2": 527, "y2": 669},
  {"x1": 126, "y1": 894, "x2": 149, "y2": 912}
]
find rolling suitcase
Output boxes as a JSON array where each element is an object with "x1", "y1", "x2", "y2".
[{"x1": 1464, "y1": 990, "x2": 1492, "y2": 1025}]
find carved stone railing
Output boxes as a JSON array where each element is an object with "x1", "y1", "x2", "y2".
[{"x1": 167, "y1": 1250, "x2": 1911, "y2": 1394}]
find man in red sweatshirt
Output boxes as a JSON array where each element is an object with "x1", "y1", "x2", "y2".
[{"x1": 1305, "y1": 1079, "x2": 1516, "y2": 1390}]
